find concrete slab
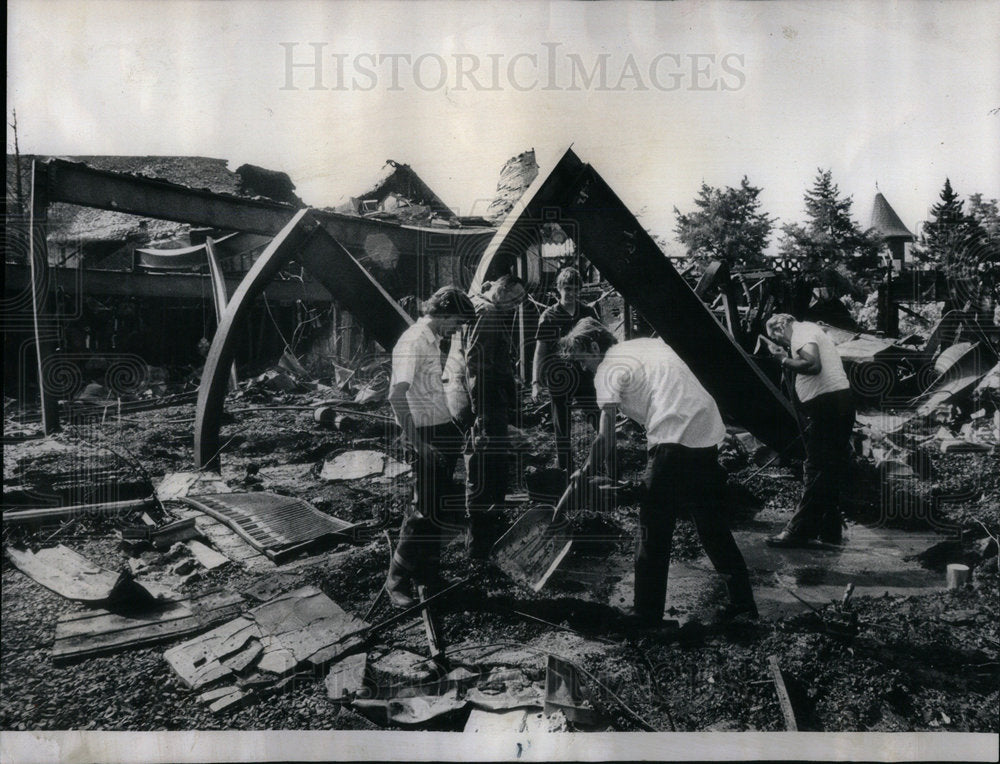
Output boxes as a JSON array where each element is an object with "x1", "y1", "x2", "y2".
[{"x1": 582, "y1": 522, "x2": 950, "y2": 623}]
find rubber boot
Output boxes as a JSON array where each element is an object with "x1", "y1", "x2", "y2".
[{"x1": 384, "y1": 557, "x2": 417, "y2": 609}]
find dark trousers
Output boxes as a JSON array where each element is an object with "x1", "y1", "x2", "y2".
[
  {"x1": 635, "y1": 444, "x2": 755, "y2": 622},
  {"x1": 786, "y1": 388, "x2": 855, "y2": 541},
  {"x1": 391, "y1": 421, "x2": 466, "y2": 584},
  {"x1": 464, "y1": 412, "x2": 509, "y2": 551},
  {"x1": 550, "y1": 384, "x2": 599, "y2": 476}
]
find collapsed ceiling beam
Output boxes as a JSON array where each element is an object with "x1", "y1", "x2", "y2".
[
  {"x1": 472, "y1": 147, "x2": 800, "y2": 455},
  {"x1": 39, "y1": 159, "x2": 496, "y2": 282},
  {"x1": 194, "y1": 209, "x2": 413, "y2": 470}
]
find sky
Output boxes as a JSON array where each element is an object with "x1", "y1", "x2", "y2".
[{"x1": 7, "y1": 0, "x2": 1000, "y2": 256}]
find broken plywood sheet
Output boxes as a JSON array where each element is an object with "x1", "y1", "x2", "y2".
[
  {"x1": 164, "y1": 586, "x2": 370, "y2": 707},
  {"x1": 325, "y1": 653, "x2": 368, "y2": 701},
  {"x1": 6, "y1": 545, "x2": 172, "y2": 605},
  {"x1": 52, "y1": 589, "x2": 244, "y2": 662},
  {"x1": 320, "y1": 450, "x2": 411, "y2": 482},
  {"x1": 186, "y1": 539, "x2": 231, "y2": 570},
  {"x1": 156, "y1": 471, "x2": 231, "y2": 502}
]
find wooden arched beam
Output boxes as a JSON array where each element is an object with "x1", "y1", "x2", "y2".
[{"x1": 194, "y1": 209, "x2": 413, "y2": 470}]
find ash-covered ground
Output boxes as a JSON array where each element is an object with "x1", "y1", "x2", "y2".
[{"x1": 2, "y1": 392, "x2": 998, "y2": 733}]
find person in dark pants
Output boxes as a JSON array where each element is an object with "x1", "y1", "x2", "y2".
[
  {"x1": 444, "y1": 275, "x2": 528, "y2": 559},
  {"x1": 531, "y1": 267, "x2": 600, "y2": 479},
  {"x1": 384, "y1": 286, "x2": 477, "y2": 608},
  {"x1": 764, "y1": 313, "x2": 856, "y2": 547},
  {"x1": 560, "y1": 318, "x2": 758, "y2": 627}
]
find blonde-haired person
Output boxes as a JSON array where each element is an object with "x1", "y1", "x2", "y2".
[
  {"x1": 384, "y1": 286, "x2": 477, "y2": 608},
  {"x1": 559, "y1": 318, "x2": 758, "y2": 628},
  {"x1": 764, "y1": 313, "x2": 855, "y2": 548},
  {"x1": 531, "y1": 267, "x2": 601, "y2": 480}
]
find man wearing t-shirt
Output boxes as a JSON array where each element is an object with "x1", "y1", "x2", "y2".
[
  {"x1": 559, "y1": 318, "x2": 758, "y2": 627},
  {"x1": 384, "y1": 286, "x2": 477, "y2": 608},
  {"x1": 531, "y1": 267, "x2": 601, "y2": 478},
  {"x1": 765, "y1": 314, "x2": 856, "y2": 547}
]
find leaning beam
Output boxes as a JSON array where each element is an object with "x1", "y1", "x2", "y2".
[
  {"x1": 472, "y1": 148, "x2": 800, "y2": 454},
  {"x1": 28, "y1": 161, "x2": 61, "y2": 433},
  {"x1": 194, "y1": 210, "x2": 413, "y2": 470}
]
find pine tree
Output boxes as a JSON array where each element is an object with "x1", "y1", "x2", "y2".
[
  {"x1": 673, "y1": 176, "x2": 774, "y2": 268},
  {"x1": 778, "y1": 169, "x2": 881, "y2": 279},
  {"x1": 915, "y1": 179, "x2": 993, "y2": 278}
]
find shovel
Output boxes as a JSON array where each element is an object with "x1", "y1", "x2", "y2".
[{"x1": 491, "y1": 477, "x2": 577, "y2": 592}]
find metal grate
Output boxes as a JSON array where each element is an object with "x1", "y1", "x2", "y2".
[{"x1": 180, "y1": 492, "x2": 359, "y2": 560}]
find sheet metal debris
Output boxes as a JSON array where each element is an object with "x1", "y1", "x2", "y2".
[{"x1": 179, "y1": 492, "x2": 360, "y2": 561}]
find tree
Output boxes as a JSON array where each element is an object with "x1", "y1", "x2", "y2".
[
  {"x1": 777, "y1": 169, "x2": 881, "y2": 279},
  {"x1": 673, "y1": 177, "x2": 774, "y2": 269},
  {"x1": 915, "y1": 180, "x2": 995, "y2": 280},
  {"x1": 967, "y1": 193, "x2": 1000, "y2": 239}
]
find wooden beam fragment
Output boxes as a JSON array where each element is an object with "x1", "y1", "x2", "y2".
[{"x1": 767, "y1": 655, "x2": 799, "y2": 731}]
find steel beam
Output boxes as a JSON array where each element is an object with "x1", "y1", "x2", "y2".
[
  {"x1": 472, "y1": 148, "x2": 799, "y2": 454},
  {"x1": 194, "y1": 210, "x2": 413, "y2": 470}
]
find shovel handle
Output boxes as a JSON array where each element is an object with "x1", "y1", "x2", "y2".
[{"x1": 550, "y1": 473, "x2": 581, "y2": 525}]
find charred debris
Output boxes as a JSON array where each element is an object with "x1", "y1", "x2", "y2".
[{"x1": 2, "y1": 149, "x2": 998, "y2": 733}]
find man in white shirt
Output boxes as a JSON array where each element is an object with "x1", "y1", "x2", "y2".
[
  {"x1": 385, "y1": 285, "x2": 476, "y2": 608},
  {"x1": 559, "y1": 318, "x2": 758, "y2": 628},
  {"x1": 765, "y1": 313, "x2": 856, "y2": 547}
]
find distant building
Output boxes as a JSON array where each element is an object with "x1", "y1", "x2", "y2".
[{"x1": 870, "y1": 192, "x2": 915, "y2": 271}]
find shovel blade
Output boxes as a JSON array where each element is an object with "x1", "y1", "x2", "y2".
[{"x1": 492, "y1": 507, "x2": 573, "y2": 592}]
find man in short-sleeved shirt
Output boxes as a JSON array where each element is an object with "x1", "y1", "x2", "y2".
[
  {"x1": 532, "y1": 267, "x2": 601, "y2": 478},
  {"x1": 384, "y1": 286, "x2": 475, "y2": 608},
  {"x1": 391, "y1": 317, "x2": 454, "y2": 429},
  {"x1": 766, "y1": 314, "x2": 855, "y2": 547},
  {"x1": 789, "y1": 321, "x2": 850, "y2": 403},
  {"x1": 561, "y1": 319, "x2": 757, "y2": 628}
]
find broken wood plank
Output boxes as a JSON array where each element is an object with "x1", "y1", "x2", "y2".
[
  {"x1": 186, "y1": 539, "x2": 231, "y2": 570},
  {"x1": 767, "y1": 655, "x2": 799, "y2": 731},
  {"x1": 2, "y1": 495, "x2": 156, "y2": 526},
  {"x1": 52, "y1": 589, "x2": 244, "y2": 662},
  {"x1": 151, "y1": 518, "x2": 200, "y2": 549}
]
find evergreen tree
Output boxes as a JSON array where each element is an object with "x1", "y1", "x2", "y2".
[
  {"x1": 915, "y1": 180, "x2": 994, "y2": 279},
  {"x1": 778, "y1": 169, "x2": 881, "y2": 279},
  {"x1": 673, "y1": 177, "x2": 774, "y2": 269}
]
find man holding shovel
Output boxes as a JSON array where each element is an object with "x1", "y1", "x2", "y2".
[
  {"x1": 558, "y1": 318, "x2": 758, "y2": 628},
  {"x1": 384, "y1": 286, "x2": 477, "y2": 608}
]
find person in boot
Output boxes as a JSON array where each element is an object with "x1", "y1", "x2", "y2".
[
  {"x1": 384, "y1": 286, "x2": 476, "y2": 608},
  {"x1": 458, "y1": 274, "x2": 527, "y2": 559},
  {"x1": 559, "y1": 318, "x2": 758, "y2": 628}
]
